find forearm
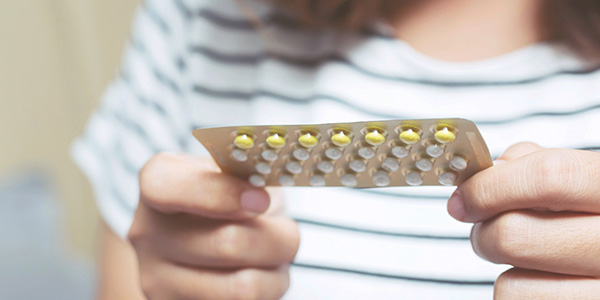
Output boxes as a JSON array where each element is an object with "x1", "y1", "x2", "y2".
[{"x1": 97, "y1": 223, "x2": 145, "y2": 300}]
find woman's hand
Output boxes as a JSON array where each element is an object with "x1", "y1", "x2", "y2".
[
  {"x1": 448, "y1": 143, "x2": 600, "y2": 299},
  {"x1": 128, "y1": 153, "x2": 300, "y2": 300}
]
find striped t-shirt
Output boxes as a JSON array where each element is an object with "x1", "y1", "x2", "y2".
[{"x1": 72, "y1": 0, "x2": 600, "y2": 299}]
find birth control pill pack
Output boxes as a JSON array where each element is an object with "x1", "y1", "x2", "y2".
[{"x1": 193, "y1": 118, "x2": 492, "y2": 188}]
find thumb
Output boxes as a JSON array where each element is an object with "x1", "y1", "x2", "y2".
[{"x1": 495, "y1": 142, "x2": 544, "y2": 164}]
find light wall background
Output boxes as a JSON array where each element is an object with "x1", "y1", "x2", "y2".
[{"x1": 0, "y1": 0, "x2": 140, "y2": 257}]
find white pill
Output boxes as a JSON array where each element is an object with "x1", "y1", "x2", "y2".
[
  {"x1": 293, "y1": 148, "x2": 310, "y2": 161},
  {"x1": 255, "y1": 162, "x2": 272, "y2": 175},
  {"x1": 449, "y1": 156, "x2": 468, "y2": 171},
  {"x1": 416, "y1": 159, "x2": 433, "y2": 172},
  {"x1": 278, "y1": 174, "x2": 295, "y2": 186},
  {"x1": 349, "y1": 160, "x2": 367, "y2": 173},
  {"x1": 309, "y1": 175, "x2": 326, "y2": 187},
  {"x1": 382, "y1": 157, "x2": 400, "y2": 172},
  {"x1": 325, "y1": 148, "x2": 343, "y2": 160},
  {"x1": 358, "y1": 147, "x2": 376, "y2": 159},
  {"x1": 261, "y1": 149, "x2": 278, "y2": 162},
  {"x1": 231, "y1": 149, "x2": 248, "y2": 162},
  {"x1": 391, "y1": 146, "x2": 409, "y2": 159},
  {"x1": 285, "y1": 161, "x2": 303, "y2": 174},
  {"x1": 438, "y1": 172, "x2": 457, "y2": 186},
  {"x1": 372, "y1": 170, "x2": 390, "y2": 187},
  {"x1": 340, "y1": 174, "x2": 358, "y2": 187},
  {"x1": 405, "y1": 171, "x2": 423, "y2": 186},
  {"x1": 317, "y1": 161, "x2": 335, "y2": 173},
  {"x1": 426, "y1": 144, "x2": 444, "y2": 158},
  {"x1": 249, "y1": 174, "x2": 266, "y2": 187}
]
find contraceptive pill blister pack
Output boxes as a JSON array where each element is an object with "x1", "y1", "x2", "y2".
[{"x1": 193, "y1": 118, "x2": 492, "y2": 188}]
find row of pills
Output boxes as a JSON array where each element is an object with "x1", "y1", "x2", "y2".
[{"x1": 233, "y1": 125, "x2": 457, "y2": 152}]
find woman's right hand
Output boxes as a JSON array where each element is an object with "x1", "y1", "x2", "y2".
[{"x1": 128, "y1": 153, "x2": 300, "y2": 300}]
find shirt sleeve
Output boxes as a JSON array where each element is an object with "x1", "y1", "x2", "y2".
[{"x1": 71, "y1": 0, "x2": 194, "y2": 238}]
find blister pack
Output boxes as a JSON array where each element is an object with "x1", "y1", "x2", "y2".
[{"x1": 193, "y1": 118, "x2": 492, "y2": 188}]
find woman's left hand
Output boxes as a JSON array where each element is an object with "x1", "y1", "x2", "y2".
[{"x1": 448, "y1": 142, "x2": 600, "y2": 299}]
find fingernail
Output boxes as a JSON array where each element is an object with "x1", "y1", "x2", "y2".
[
  {"x1": 241, "y1": 189, "x2": 270, "y2": 214},
  {"x1": 447, "y1": 191, "x2": 466, "y2": 221}
]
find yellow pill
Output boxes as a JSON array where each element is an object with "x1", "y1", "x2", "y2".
[
  {"x1": 266, "y1": 133, "x2": 286, "y2": 149},
  {"x1": 365, "y1": 130, "x2": 386, "y2": 146},
  {"x1": 298, "y1": 133, "x2": 319, "y2": 148},
  {"x1": 331, "y1": 131, "x2": 352, "y2": 147},
  {"x1": 435, "y1": 127, "x2": 456, "y2": 144},
  {"x1": 399, "y1": 129, "x2": 421, "y2": 145},
  {"x1": 234, "y1": 134, "x2": 254, "y2": 149}
]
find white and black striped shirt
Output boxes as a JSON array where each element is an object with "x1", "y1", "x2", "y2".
[{"x1": 72, "y1": 0, "x2": 600, "y2": 298}]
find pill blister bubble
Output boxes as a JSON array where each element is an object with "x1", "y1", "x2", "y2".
[
  {"x1": 331, "y1": 131, "x2": 352, "y2": 147},
  {"x1": 435, "y1": 127, "x2": 456, "y2": 144},
  {"x1": 405, "y1": 171, "x2": 423, "y2": 186},
  {"x1": 449, "y1": 156, "x2": 468, "y2": 171},
  {"x1": 416, "y1": 159, "x2": 433, "y2": 172},
  {"x1": 365, "y1": 129, "x2": 386, "y2": 146},
  {"x1": 234, "y1": 134, "x2": 254, "y2": 150},
  {"x1": 293, "y1": 148, "x2": 310, "y2": 161},
  {"x1": 255, "y1": 162, "x2": 272, "y2": 175},
  {"x1": 231, "y1": 149, "x2": 248, "y2": 162},
  {"x1": 325, "y1": 148, "x2": 343, "y2": 160},
  {"x1": 317, "y1": 161, "x2": 335, "y2": 173},
  {"x1": 298, "y1": 132, "x2": 319, "y2": 148},
  {"x1": 391, "y1": 146, "x2": 409, "y2": 159},
  {"x1": 382, "y1": 157, "x2": 400, "y2": 172},
  {"x1": 266, "y1": 133, "x2": 286, "y2": 149},
  {"x1": 309, "y1": 175, "x2": 326, "y2": 187},
  {"x1": 373, "y1": 170, "x2": 391, "y2": 187},
  {"x1": 426, "y1": 144, "x2": 444, "y2": 158},
  {"x1": 261, "y1": 149, "x2": 278, "y2": 162},
  {"x1": 249, "y1": 174, "x2": 266, "y2": 187},
  {"x1": 358, "y1": 147, "x2": 376, "y2": 159},
  {"x1": 399, "y1": 129, "x2": 421, "y2": 145},
  {"x1": 341, "y1": 174, "x2": 358, "y2": 187},
  {"x1": 285, "y1": 161, "x2": 303, "y2": 174},
  {"x1": 349, "y1": 160, "x2": 367, "y2": 173},
  {"x1": 438, "y1": 172, "x2": 457, "y2": 186},
  {"x1": 279, "y1": 174, "x2": 295, "y2": 186}
]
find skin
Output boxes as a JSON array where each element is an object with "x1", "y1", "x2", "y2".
[
  {"x1": 449, "y1": 143, "x2": 600, "y2": 299},
  {"x1": 97, "y1": 0, "x2": 600, "y2": 299},
  {"x1": 127, "y1": 153, "x2": 299, "y2": 300}
]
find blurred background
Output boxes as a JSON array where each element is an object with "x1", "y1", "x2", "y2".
[{"x1": 0, "y1": 0, "x2": 139, "y2": 298}]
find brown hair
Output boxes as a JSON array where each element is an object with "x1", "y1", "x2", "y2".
[{"x1": 266, "y1": 0, "x2": 600, "y2": 58}]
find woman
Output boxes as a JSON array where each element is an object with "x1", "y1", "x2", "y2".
[{"x1": 73, "y1": 0, "x2": 600, "y2": 298}]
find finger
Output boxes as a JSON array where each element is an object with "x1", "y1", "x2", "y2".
[
  {"x1": 139, "y1": 153, "x2": 270, "y2": 219},
  {"x1": 131, "y1": 208, "x2": 300, "y2": 268},
  {"x1": 495, "y1": 142, "x2": 544, "y2": 163},
  {"x1": 448, "y1": 148, "x2": 600, "y2": 222},
  {"x1": 139, "y1": 261, "x2": 290, "y2": 300},
  {"x1": 494, "y1": 268, "x2": 600, "y2": 300},
  {"x1": 471, "y1": 211, "x2": 600, "y2": 277}
]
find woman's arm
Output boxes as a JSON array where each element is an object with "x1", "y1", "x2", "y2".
[{"x1": 97, "y1": 224, "x2": 145, "y2": 300}]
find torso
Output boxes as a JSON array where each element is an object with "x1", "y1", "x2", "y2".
[{"x1": 148, "y1": 0, "x2": 600, "y2": 298}]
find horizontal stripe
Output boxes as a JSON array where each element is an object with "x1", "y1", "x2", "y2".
[
  {"x1": 143, "y1": 1, "x2": 171, "y2": 34},
  {"x1": 294, "y1": 223, "x2": 504, "y2": 281},
  {"x1": 285, "y1": 187, "x2": 469, "y2": 239},
  {"x1": 189, "y1": 44, "x2": 600, "y2": 87},
  {"x1": 177, "y1": 0, "x2": 303, "y2": 30},
  {"x1": 291, "y1": 263, "x2": 494, "y2": 286},
  {"x1": 295, "y1": 218, "x2": 469, "y2": 240},
  {"x1": 352, "y1": 188, "x2": 449, "y2": 200},
  {"x1": 191, "y1": 83, "x2": 600, "y2": 126}
]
